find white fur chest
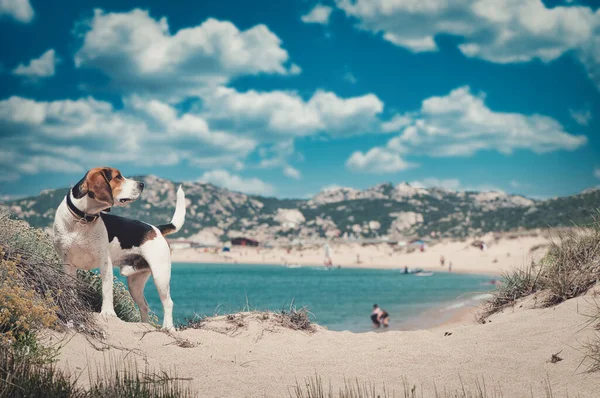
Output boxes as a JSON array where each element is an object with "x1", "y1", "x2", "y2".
[{"x1": 53, "y1": 202, "x2": 107, "y2": 270}]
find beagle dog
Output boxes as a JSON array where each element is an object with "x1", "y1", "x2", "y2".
[{"x1": 53, "y1": 167, "x2": 186, "y2": 330}]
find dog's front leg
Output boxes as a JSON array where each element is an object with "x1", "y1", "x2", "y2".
[{"x1": 100, "y1": 256, "x2": 117, "y2": 318}]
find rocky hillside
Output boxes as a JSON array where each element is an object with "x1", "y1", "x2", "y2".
[{"x1": 2, "y1": 175, "x2": 600, "y2": 244}]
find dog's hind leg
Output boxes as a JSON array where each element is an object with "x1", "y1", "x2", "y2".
[
  {"x1": 149, "y1": 261, "x2": 174, "y2": 330},
  {"x1": 127, "y1": 271, "x2": 151, "y2": 323},
  {"x1": 143, "y1": 240, "x2": 174, "y2": 330}
]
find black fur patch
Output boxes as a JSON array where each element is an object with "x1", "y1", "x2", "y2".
[
  {"x1": 118, "y1": 254, "x2": 150, "y2": 270},
  {"x1": 158, "y1": 223, "x2": 176, "y2": 236},
  {"x1": 100, "y1": 213, "x2": 156, "y2": 250}
]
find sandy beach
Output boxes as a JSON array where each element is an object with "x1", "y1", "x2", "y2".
[
  {"x1": 49, "y1": 288, "x2": 598, "y2": 397},
  {"x1": 171, "y1": 234, "x2": 551, "y2": 276}
]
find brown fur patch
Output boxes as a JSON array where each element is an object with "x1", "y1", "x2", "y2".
[{"x1": 142, "y1": 228, "x2": 158, "y2": 244}]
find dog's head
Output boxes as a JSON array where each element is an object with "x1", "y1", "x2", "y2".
[{"x1": 73, "y1": 167, "x2": 144, "y2": 208}]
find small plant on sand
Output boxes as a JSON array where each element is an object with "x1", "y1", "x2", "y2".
[
  {"x1": 178, "y1": 313, "x2": 207, "y2": 331},
  {"x1": 278, "y1": 302, "x2": 314, "y2": 332}
]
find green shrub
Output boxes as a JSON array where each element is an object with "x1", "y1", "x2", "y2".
[{"x1": 0, "y1": 211, "x2": 141, "y2": 334}]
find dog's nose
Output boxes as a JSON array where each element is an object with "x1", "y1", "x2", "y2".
[{"x1": 138, "y1": 182, "x2": 145, "y2": 191}]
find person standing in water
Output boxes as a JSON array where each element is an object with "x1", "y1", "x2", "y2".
[{"x1": 371, "y1": 304, "x2": 390, "y2": 328}]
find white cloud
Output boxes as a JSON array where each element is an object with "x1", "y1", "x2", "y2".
[
  {"x1": 0, "y1": 95, "x2": 257, "y2": 181},
  {"x1": 301, "y1": 5, "x2": 333, "y2": 25},
  {"x1": 289, "y1": 63, "x2": 302, "y2": 75},
  {"x1": 257, "y1": 140, "x2": 296, "y2": 168},
  {"x1": 74, "y1": 9, "x2": 298, "y2": 100},
  {"x1": 569, "y1": 107, "x2": 592, "y2": 126},
  {"x1": 202, "y1": 87, "x2": 383, "y2": 138},
  {"x1": 380, "y1": 113, "x2": 411, "y2": 133},
  {"x1": 12, "y1": 49, "x2": 59, "y2": 79},
  {"x1": 595, "y1": 168, "x2": 600, "y2": 179},
  {"x1": 347, "y1": 86, "x2": 587, "y2": 173},
  {"x1": 0, "y1": 0, "x2": 34, "y2": 23},
  {"x1": 283, "y1": 165, "x2": 301, "y2": 179},
  {"x1": 578, "y1": 33, "x2": 600, "y2": 90},
  {"x1": 410, "y1": 178, "x2": 461, "y2": 191},
  {"x1": 346, "y1": 147, "x2": 414, "y2": 173},
  {"x1": 336, "y1": 0, "x2": 600, "y2": 88},
  {"x1": 411, "y1": 177, "x2": 508, "y2": 193},
  {"x1": 390, "y1": 86, "x2": 586, "y2": 156},
  {"x1": 199, "y1": 169, "x2": 274, "y2": 195}
]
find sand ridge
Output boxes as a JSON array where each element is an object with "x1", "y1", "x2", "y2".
[{"x1": 50, "y1": 291, "x2": 598, "y2": 397}]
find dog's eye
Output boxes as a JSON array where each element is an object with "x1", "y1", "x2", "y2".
[{"x1": 116, "y1": 175, "x2": 123, "y2": 180}]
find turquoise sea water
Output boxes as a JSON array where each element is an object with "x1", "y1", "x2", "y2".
[{"x1": 119, "y1": 263, "x2": 496, "y2": 332}]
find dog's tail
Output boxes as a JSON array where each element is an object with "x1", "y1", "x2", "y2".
[{"x1": 157, "y1": 185, "x2": 186, "y2": 237}]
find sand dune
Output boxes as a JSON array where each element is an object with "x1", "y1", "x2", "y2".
[
  {"x1": 172, "y1": 234, "x2": 550, "y2": 276},
  {"x1": 49, "y1": 289, "x2": 598, "y2": 397}
]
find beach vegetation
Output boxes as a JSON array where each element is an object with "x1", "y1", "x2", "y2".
[
  {"x1": 0, "y1": 345, "x2": 194, "y2": 398},
  {"x1": 178, "y1": 300, "x2": 315, "y2": 333},
  {"x1": 291, "y1": 374, "x2": 561, "y2": 398},
  {"x1": 0, "y1": 211, "x2": 142, "y2": 341},
  {"x1": 481, "y1": 213, "x2": 600, "y2": 320}
]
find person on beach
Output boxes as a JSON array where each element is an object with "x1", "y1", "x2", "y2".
[
  {"x1": 440, "y1": 255, "x2": 445, "y2": 267},
  {"x1": 371, "y1": 304, "x2": 390, "y2": 328},
  {"x1": 449, "y1": 261, "x2": 452, "y2": 272}
]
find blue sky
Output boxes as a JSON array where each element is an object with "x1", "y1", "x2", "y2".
[{"x1": 0, "y1": 0, "x2": 599, "y2": 199}]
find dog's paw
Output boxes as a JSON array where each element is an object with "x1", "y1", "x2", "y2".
[
  {"x1": 161, "y1": 324, "x2": 175, "y2": 332},
  {"x1": 100, "y1": 309, "x2": 118, "y2": 319}
]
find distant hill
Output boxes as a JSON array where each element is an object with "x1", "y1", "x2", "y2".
[{"x1": 2, "y1": 175, "x2": 600, "y2": 244}]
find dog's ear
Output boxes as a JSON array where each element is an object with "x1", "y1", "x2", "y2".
[
  {"x1": 72, "y1": 173, "x2": 89, "y2": 199},
  {"x1": 86, "y1": 169, "x2": 114, "y2": 206}
]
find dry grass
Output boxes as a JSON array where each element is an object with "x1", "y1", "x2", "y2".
[
  {"x1": 478, "y1": 263, "x2": 542, "y2": 321},
  {"x1": 480, "y1": 214, "x2": 600, "y2": 320},
  {"x1": 579, "y1": 296, "x2": 600, "y2": 373},
  {"x1": 540, "y1": 225, "x2": 600, "y2": 306},
  {"x1": 0, "y1": 345, "x2": 195, "y2": 398},
  {"x1": 290, "y1": 374, "x2": 565, "y2": 398}
]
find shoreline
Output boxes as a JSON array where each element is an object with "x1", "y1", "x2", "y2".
[
  {"x1": 171, "y1": 254, "x2": 501, "y2": 276},
  {"x1": 170, "y1": 233, "x2": 550, "y2": 276}
]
